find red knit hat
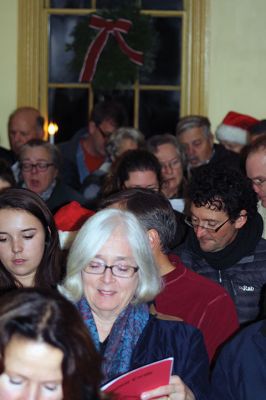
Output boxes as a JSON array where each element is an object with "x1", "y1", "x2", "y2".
[
  {"x1": 216, "y1": 111, "x2": 259, "y2": 145},
  {"x1": 54, "y1": 201, "x2": 94, "y2": 249}
]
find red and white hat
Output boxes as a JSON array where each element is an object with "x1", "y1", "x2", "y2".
[
  {"x1": 216, "y1": 111, "x2": 259, "y2": 145},
  {"x1": 54, "y1": 201, "x2": 94, "y2": 249}
]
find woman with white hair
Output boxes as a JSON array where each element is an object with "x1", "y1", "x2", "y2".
[
  {"x1": 106, "y1": 127, "x2": 145, "y2": 162},
  {"x1": 60, "y1": 209, "x2": 209, "y2": 399}
]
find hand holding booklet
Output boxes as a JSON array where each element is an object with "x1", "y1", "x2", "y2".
[{"x1": 101, "y1": 357, "x2": 173, "y2": 399}]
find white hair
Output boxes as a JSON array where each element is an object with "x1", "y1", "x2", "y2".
[
  {"x1": 60, "y1": 209, "x2": 162, "y2": 304},
  {"x1": 106, "y1": 127, "x2": 145, "y2": 160}
]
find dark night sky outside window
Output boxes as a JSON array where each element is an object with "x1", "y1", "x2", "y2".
[{"x1": 48, "y1": 1, "x2": 183, "y2": 142}]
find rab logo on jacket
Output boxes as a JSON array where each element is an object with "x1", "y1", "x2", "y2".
[{"x1": 239, "y1": 285, "x2": 255, "y2": 292}]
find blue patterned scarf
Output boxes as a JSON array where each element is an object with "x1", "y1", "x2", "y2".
[{"x1": 78, "y1": 297, "x2": 149, "y2": 384}]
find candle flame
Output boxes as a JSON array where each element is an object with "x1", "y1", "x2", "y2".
[{"x1": 48, "y1": 122, "x2": 59, "y2": 136}]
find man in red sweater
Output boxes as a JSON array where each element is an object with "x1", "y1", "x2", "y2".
[{"x1": 101, "y1": 188, "x2": 239, "y2": 361}]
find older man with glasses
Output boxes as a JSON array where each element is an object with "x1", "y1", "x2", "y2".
[
  {"x1": 246, "y1": 135, "x2": 266, "y2": 240},
  {"x1": 176, "y1": 164, "x2": 266, "y2": 326},
  {"x1": 176, "y1": 115, "x2": 240, "y2": 178}
]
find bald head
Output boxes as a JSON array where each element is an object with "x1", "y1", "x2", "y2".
[
  {"x1": 246, "y1": 136, "x2": 266, "y2": 207},
  {"x1": 8, "y1": 107, "x2": 44, "y2": 154}
]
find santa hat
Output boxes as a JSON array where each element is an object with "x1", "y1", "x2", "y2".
[
  {"x1": 54, "y1": 201, "x2": 94, "y2": 249},
  {"x1": 216, "y1": 111, "x2": 259, "y2": 145}
]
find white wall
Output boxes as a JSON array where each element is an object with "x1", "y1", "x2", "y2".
[
  {"x1": 208, "y1": 0, "x2": 266, "y2": 133},
  {"x1": 0, "y1": 0, "x2": 17, "y2": 148}
]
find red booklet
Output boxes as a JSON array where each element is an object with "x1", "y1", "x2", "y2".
[{"x1": 101, "y1": 357, "x2": 173, "y2": 399}]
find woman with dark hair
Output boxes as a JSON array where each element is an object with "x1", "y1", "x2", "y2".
[
  {"x1": 102, "y1": 149, "x2": 162, "y2": 198},
  {"x1": 0, "y1": 187, "x2": 63, "y2": 292},
  {"x1": 0, "y1": 287, "x2": 104, "y2": 399}
]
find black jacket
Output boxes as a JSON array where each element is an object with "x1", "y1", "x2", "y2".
[
  {"x1": 177, "y1": 238, "x2": 266, "y2": 325},
  {"x1": 46, "y1": 179, "x2": 88, "y2": 214},
  {"x1": 209, "y1": 143, "x2": 240, "y2": 170}
]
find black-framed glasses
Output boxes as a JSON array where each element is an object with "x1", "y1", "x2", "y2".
[
  {"x1": 184, "y1": 216, "x2": 230, "y2": 232},
  {"x1": 21, "y1": 162, "x2": 54, "y2": 172},
  {"x1": 83, "y1": 261, "x2": 139, "y2": 278},
  {"x1": 97, "y1": 125, "x2": 113, "y2": 140}
]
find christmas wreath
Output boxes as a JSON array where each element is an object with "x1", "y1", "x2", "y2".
[{"x1": 66, "y1": 4, "x2": 158, "y2": 89}]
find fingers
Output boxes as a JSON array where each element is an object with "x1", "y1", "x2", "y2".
[{"x1": 140, "y1": 375, "x2": 195, "y2": 400}]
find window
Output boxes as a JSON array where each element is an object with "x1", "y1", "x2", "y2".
[{"x1": 18, "y1": 0, "x2": 209, "y2": 143}]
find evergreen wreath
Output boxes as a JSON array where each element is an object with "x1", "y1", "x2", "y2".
[{"x1": 66, "y1": 4, "x2": 158, "y2": 89}]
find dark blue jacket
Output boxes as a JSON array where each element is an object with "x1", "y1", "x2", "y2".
[
  {"x1": 131, "y1": 316, "x2": 210, "y2": 400},
  {"x1": 177, "y1": 238, "x2": 266, "y2": 324},
  {"x1": 58, "y1": 127, "x2": 88, "y2": 190},
  {"x1": 211, "y1": 320, "x2": 266, "y2": 399}
]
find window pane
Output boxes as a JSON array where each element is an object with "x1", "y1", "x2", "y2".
[
  {"x1": 48, "y1": 88, "x2": 89, "y2": 143},
  {"x1": 140, "y1": 17, "x2": 182, "y2": 85},
  {"x1": 49, "y1": 15, "x2": 93, "y2": 83},
  {"x1": 49, "y1": 13, "x2": 182, "y2": 85},
  {"x1": 97, "y1": 0, "x2": 134, "y2": 8},
  {"x1": 93, "y1": 90, "x2": 134, "y2": 127},
  {"x1": 50, "y1": 0, "x2": 183, "y2": 10},
  {"x1": 139, "y1": 90, "x2": 180, "y2": 138},
  {"x1": 141, "y1": 0, "x2": 183, "y2": 10},
  {"x1": 50, "y1": 0, "x2": 91, "y2": 8}
]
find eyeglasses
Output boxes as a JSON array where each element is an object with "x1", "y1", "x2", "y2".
[
  {"x1": 21, "y1": 162, "x2": 54, "y2": 172},
  {"x1": 160, "y1": 158, "x2": 181, "y2": 170},
  {"x1": 250, "y1": 177, "x2": 266, "y2": 187},
  {"x1": 125, "y1": 184, "x2": 159, "y2": 192},
  {"x1": 97, "y1": 125, "x2": 113, "y2": 140},
  {"x1": 184, "y1": 216, "x2": 230, "y2": 232},
  {"x1": 83, "y1": 261, "x2": 139, "y2": 278}
]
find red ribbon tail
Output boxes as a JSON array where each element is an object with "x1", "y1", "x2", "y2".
[
  {"x1": 79, "y1": 29, "x2": 109, "y2": 82},
  {"x1": 114, "y1": 31, "x2": 144, "y2": 65}
]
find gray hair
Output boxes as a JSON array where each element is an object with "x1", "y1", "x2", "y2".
[
  {"x1": 176, "y1": 115, "x2": 212, "y2": 139},
  {"x1": 60, "y1": 208, "x2": 162, "y2": 304},
  {"x1": 106, "y1": 127, "x2": 145, "y2": 160},
  {"x1": 147, "y1": 133, "x2": 186, "y2": 167},
  {"x1": 19, "y1": 139, "x2": 62, "y2": 170}
]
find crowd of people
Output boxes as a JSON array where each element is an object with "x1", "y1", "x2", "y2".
[{"x1": 0, "y1": 102, "x2": 265, "y2": 399}]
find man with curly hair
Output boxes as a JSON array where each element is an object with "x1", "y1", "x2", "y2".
[{"x1": 177, "y1": 164, "x2": 266, "y2": 325}]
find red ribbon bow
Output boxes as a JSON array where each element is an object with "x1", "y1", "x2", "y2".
[{"x1": 79, "y1": 15, "x2": 144, "y2": 82}]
